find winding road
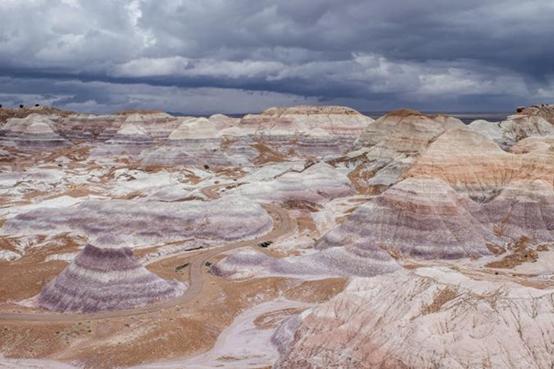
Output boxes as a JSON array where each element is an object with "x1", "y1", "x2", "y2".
[{"x1": 0, "y1": 186, "x2": 294, "y2": 322}]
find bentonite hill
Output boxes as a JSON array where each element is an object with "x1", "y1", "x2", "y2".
[{"x1": 1, "y1": 104, "x2": 554, "y2": 369}]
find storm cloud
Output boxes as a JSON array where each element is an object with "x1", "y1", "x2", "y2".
[{"x1": 0, "y1": 0, "x2": 553, "y2": 113}]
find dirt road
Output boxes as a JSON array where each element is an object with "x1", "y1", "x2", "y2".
[{"x1": 0, "y1": 203, "x2": 293, "y2": 322}]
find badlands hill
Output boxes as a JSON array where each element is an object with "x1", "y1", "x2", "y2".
[
  {"x1": 273, "y1": 267, "x2": 554, "y2": 369},
  {"x1": 343, "y1": 109, "x2": 465, "y2": 193},
  {"x1": 316, "y1": 176, "x2": 497, "y2": 259},
  {"x1": 1, "y1": 114, "x2": 67, "y2": 147},
  {"x1": 39, "y1": 244, "x2": 185, "y2": 313},
  {"x1": 1, "y1": 104, "x2": 554, "y2": 369}
]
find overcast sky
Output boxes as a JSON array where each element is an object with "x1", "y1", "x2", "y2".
[{"x1": 0, "y1": 0, "x2": 553, "y2": 114}]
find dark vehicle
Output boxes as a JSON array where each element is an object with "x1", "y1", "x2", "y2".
[
  {"x1": 175, "y1": 262, "x2": 190, "y2": 272},
  {"x1": 257, "y1": 240, "x2": 273, "y2": 248},
  {"x1": 205, "y1": 261, "x2": 212, "y2": 267}
]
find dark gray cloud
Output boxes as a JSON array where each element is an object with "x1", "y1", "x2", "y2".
[{"x1": 0, "y1": 0, "x2": 553, "y2": 113}]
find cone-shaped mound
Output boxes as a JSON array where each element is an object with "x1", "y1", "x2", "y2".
[
  {"x1": 318, "y1": 177, "x2": 496, "y2": 259},
  {"x1": 38, "y1": 244, "x2": 186, "y2": 313},
  {"x1": 1, "y1": 113, "x2": 67, "y2": 146},
  {"x1": 107, "y1": 122, "x2": 153, "y2": 145},
  {"x1": 168, "y1": 117, "x2": 220, "y2": 140}
]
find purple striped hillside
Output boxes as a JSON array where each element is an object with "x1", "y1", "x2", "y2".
[{"x1": 38, "y1": 244, "x2": 186, "y2": 313}]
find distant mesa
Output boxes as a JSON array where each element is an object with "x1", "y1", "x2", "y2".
[
  {"x1": 0, "y1": 113, "x2": 67, "y2": 147},
  {"x1": 240, "y1": 105, "x2": 374, "y2": 137},
  {"x1": 117, "y1": 122, "x2": 150, "y2": 137},
  {"x1": 261, "y1": 105, "x2": 363, "y2": 116},
  {"x1": 38, "y1": 244, "x2": 186, "y2": 313},
  {"x1": 116, "y1": 110, "x2": 174, "y2": 120},
  {"x1": 0, "y1": 105, "x2": 71, "y2": 124},
  {"x1": 107, "y1": 122, "x2": 154, "y2": 145},
  {"x1": 169, "y1": 117, "x2": 220, "y2": 140}
]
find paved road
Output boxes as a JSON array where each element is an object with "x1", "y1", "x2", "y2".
[{"x1": 0, "y1": 203, "x2": 293, "y2": 322}]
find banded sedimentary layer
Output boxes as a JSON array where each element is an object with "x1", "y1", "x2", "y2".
[
  {"x1": 274, "y1": 267, "x2": 554, "y2": 369},
  {"x1": 477, "y1": 180, "x2": 554, "y2": 243},
  {"x1": 212, "y1": 243, "x2": 401, "y2": 279},
  {"x1": 139, "y1": 106, "x2": 371, "y2": 167},
  {"x1": 345, "y1": 109, "x2": 465, "y2": 193},
  {"x1": 3, "y1": 103, "x2": 554, "y2": 369},
  {"x1": 3, "y1": 196, "x2": 273, "y2": 247},
  {"x1": 108, "y1": 122, "x2": 154, "y2": 145},
  {"x1": 317, "y1": 176, "x2": 496, "y2": 259},
  {"x1": 119, "y1": 112, "x2": 178, "y2": 140},
  {"x1": 0, "y1": 114, "x2": 67, "y2": 148},
  {"x1": 236, "y1": 105, "x2": 374, "y2": 159},
  {"x1": 39, "y1": 244, "x2": 185, "y2": 312},
  {"x1": 54, "y1": 113, "x2": 122, "y2": 142},
  {"x1": 232, "y1": 162, "x2": 353, "y2": 203},
  {"x1": 406, "y1": 128, "x2": 554, "y2": 200},
  {"x1": 91, "y1": 122, "x2": 156, "y2": 157},
  {"x1": 355, "y1": 109, "x2": 463, "y2": 149},
  {"x1": 241, "y1": 105, "x2": 373, "y2": 138}
]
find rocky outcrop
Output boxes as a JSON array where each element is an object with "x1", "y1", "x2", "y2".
[
  {"x1": 274, "y1": 267, "x2": 554, "y2": 369},
  {"x1": 468, "y1": 105, "x2": 554, "y2": 148},
  {"x1": 38, "y1": 244, "x2": 185, "y2": 312},
  {"x1": 517, "y1": 104, "x2": 554, "y2": 123},
  {"x1": 501, "y1": 113, "x2": 554, "y2": 144},
  {"x1": 91, "y1": 122, "x2": 155, "y2": 158},
  {"x1": 141, "y1": 106, "x2": 373, "y2": 167}
]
